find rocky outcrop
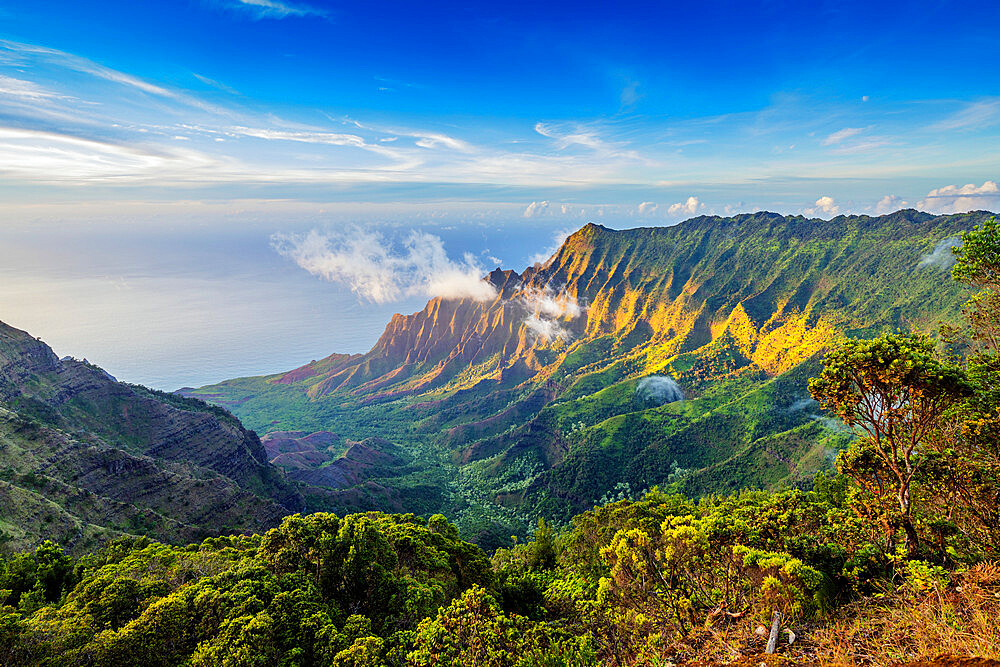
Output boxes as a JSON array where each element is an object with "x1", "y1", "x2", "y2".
[{"x1": 0, "y1": 321, "x2": 303, "y2": 550}]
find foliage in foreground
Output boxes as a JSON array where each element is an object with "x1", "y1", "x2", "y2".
[{"x1": 1, "y1": 472, "x2": 998, "y2": 666}]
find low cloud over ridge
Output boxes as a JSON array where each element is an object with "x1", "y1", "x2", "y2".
[
  {"x1": 272, "y1": 228, "x2": 498, "y2": 304},
  {"x1": 520, "y1": 286, "x2": 583, "y2": 341}
]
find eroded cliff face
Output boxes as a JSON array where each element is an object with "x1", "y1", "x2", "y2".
[{"x1": 0, "y1": 321, "x2": 303, "y2": 551}]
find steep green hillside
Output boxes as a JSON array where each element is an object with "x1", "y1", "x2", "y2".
[
  {"x1": 186, "y1": 210, "x2": 990, "y2": 544},
  {"x1": 0, "y1": 322, "x2": 303, "y2": 553}
]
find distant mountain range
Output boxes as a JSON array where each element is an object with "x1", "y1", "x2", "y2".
[
  {"x1": 0, "y1": 320, "x2": 302, "y2": 553},
  {"x1": 183, "y1": 209, "x2": 991, "y2": 546}
]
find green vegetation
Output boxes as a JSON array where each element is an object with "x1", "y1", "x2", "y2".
[{"x1": 2, "y1": 476, "x2": 997, "y2": 664}]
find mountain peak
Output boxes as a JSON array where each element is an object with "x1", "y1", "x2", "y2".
[{"x1": 571, "y1": 222, "x2": 612, "y2": 240}]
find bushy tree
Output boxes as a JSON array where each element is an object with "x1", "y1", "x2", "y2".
[{"x1": 809, "y1": 333, "x2": 971, "y2": 553}]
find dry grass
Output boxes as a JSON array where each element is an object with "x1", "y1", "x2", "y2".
[
  {"x1": 805, "y1": 566, "x2": 1000, "y2": 666},
  {"x1": 653, "y1": 564, "x2": 1000, "y2": 666}
]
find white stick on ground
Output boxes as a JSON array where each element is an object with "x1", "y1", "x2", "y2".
[{"x1": 766, "y1": 611, "x2": 782, "y2": 654}]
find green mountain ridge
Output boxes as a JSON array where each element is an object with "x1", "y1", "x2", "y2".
[{"x1": 0, "y1": 321, "x2": 304, "y2": 553}]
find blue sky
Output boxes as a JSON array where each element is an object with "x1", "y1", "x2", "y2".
[{"x1": 1, "y1": 0, "x2": 999, "y2": 220}]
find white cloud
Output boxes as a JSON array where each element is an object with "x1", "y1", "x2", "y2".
[
  {"x1": 828, "y1": 139, "x2": 890, "y2": 155},
  {"x1": 0, "y1": 38, "x2": 226, "y2": 115},
  {"x1": 0, "y1": 126, "x2": 219, "y2": 183},
  {"x1": 520, "y1": 287, "x2": 583, "y2": 320},
  {"x1": 271, "y1": 228, "x2": 498, "y2": 303},
  {"x1": 192, "y1": 73, "x2": 239, "y2": 95},
  {"x1": 873, "y1": 195, "x2": 908, "y2": 215},
  {"x1": 667, "y1": 196, "x2": 703, "y2": 217},
  {"x1": 225, "y1": 0, "x2": 326, "y2": 19},
  {"x1": 0, "y1": 74, "x2": 65, "y2": 101},
  {"x1": 535, "y1": 122, "x2": 605, "y2": 151},
  {"x1": 620, "y1": 80, "x2": 641, "y2": 108},
  {"x1": 805, "y1": 196, "x2": 840, "y2": 217},
  {"x1": 930, "y1": 100, "x2": 1000, "y2": 131},
  {"x1": 524, "y1": 200, "x2": 550, "y2": 218},
  {"x1": 532, "y1": 121, "x2": 642, "y2": 162},
  {"x1": 917, "y1": 181, "x2": 1000, "y2": 214},
  {"x1": 822, "y1": 127, "x2": 865, "y2": 146},
  {"x1": 637, "y1": 201, "x2": 658, "y2": 215},
  {"x1": 519, "y1": 286, "x2": 583, "y2": 342},
  {"x1": 231, "y1": 126, "x2": 368, "y2": 147},
  {"x1": 919, "y1": 237, "x2": 963, "y2": 270},
  {"x1": 413, "y1": 132, "x2": 473, "y2": 152},
  {"x1": 524, "y1": 315, "x2": 571, "y2": 341}
]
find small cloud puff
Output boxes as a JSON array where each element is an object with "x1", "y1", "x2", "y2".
[
  {"x1": 873, "y1": 195, "x2": 908, "y2": 215},
  {"x1": 805, "y1": 196, "x2": 840, "y2": 218},
  {"x1": 917, "y1": 181, "x2": 1000, "y2": 215},
  {"x1": 667, "y1": 196, "x2": 703, "y2": 217},
  {"x1": 524, "y1": 200, "x2": 550, "y2": 218},
  {"x1": 638, "y1": 201, "x2": 658, "y2": 215}
]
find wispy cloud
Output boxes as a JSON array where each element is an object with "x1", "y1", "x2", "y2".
[
  {"x1": 222, "y1": 0, "x2": 327, "y2": 20},
  {"x1": 0, "y1": 39, "x2": 226, "y2": 115},
  {"x1": 520, "y1": 286, "x2": 583, "y2": 342},
  {"x1": 231, "y1": 126, "x2": 369, "y2": 147},
  {"x1": 0, "y1": 74, "x2": 67, "y2": 101},
  {"x1": 828, "y1": 139, "x2": 891, "y2": 155},
  {"x1": 0, "y1": 37, "x2": 997, "y2": 206},
  {"x1": 192, "y1": 73, "x2": 240, "y2": 95},
  {"x1": 535, "y1": 122, "x2": 606, "y2": 150},
  {"x1": 919, "y1": 237, "x2": 962, "y2": 270},
  {"x1": 620, "y1": 80, "x2": 642, "y2": 109},
  {"x1": 822, "y1": 127, "x2": 865, "y2": 145},
  {"x1": 0, "y1": 127, "x2": 220, "y2": 183},
  {"x1": 930, "y1": 100, "x2": 1000, "y2": 131}
]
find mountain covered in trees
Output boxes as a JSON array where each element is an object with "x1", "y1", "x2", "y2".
[{"x1": 186, "y1": 210, "x2": 991, "y2": 544}]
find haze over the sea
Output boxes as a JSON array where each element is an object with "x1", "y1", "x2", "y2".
[{"x1": 0, "y1": 0, "x2": 997, "y2": 388}]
